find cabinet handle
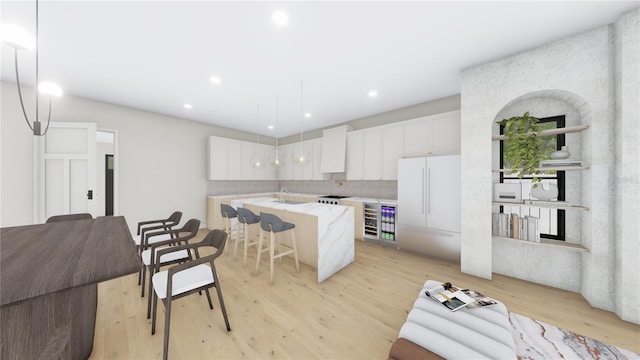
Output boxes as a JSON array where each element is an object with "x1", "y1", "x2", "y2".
[
  {"x1": 427, "y1": 168, "x2": 431, "y2": 215},
  {"x1": 421, "y1": 168, "x2": 425, "y2": 214}
]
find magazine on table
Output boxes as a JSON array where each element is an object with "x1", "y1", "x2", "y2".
[
  {"x1": 459, "y1": 288, "x2": 498, "y2": 309},
  {"x1": 425, "y1": 282, "x2": 497, "y2": 311}
]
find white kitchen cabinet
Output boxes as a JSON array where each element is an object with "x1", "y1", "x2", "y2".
[
  {"x1": 252, "y1": 144, "x2": 268, "y2": 180},
  {"x1": 241, "y1": 141, "x2": 255, "y2": 180},
  {"x1": 208, "y1": 136, "x2": 276, "y2": 180},
  {"x1": 208, "y1": 136, "x2": 228, "y2": 180},
  {"x1": 347, "y1": 126, "x2": 402, "y2": 180},
  {"x1": 402, "y1": 111, "x2": 461, "y2": 158},
  {"x1": 403, "y1": 118, "x2": 432, "y2": 157},
  {"x1": 227, "y1": 140, "x2": 243, "y2": 180},
  {"x1": 363, "y1": 129, "x2": 383, "y2": 180},
  {"x1": 292, "y1": 141, "x2": 313, "y2": 180},
  {"x1": 312, "y1": 138, "x2": 329, "y2": 180},
  {"x1": 382, "y1": 126, "x2": 403, "y2": 180},
  {"x1": 278, "y1": 144, "x2": 293, "y2": 180},
  {"x1": 432, "y1": 111, "x2": 461, "y2": 155},
  {"x1": 346, "y1": 132, "x2": 364, "y2": 180}
]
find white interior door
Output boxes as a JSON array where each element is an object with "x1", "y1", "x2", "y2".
[{"x1": 34, "y1": 122, "x2": 97, "y2": 222}]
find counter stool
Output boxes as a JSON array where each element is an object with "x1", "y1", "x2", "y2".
[
  {"x1": 237, "y1": 207, "x2": 261, "y2": 267},
  {"x1": 220, "y1": 204, "x2": 238, "y2": 257},
  {"x1": 255, "y1": 212, "x2": 299, "y2": 284}
]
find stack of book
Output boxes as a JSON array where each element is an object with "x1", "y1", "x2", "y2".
[
  {"x1": 539, "y1": 159, "x2": 583, "y2": 168},
  {"x1": 492, "y1": 212, "x2": 540, "y2": 242}
]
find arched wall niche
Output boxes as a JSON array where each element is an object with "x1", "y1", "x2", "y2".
[{"x1": 489, "y1": 89, "x2": 592, "y2": 292}]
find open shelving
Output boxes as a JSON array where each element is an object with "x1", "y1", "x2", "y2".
[
  {"x1": 492, "y1": 120, "x2": 590, "y2": 251},
  {"x1": 493, "y1": 166, "x2": 589, "y2": 173},
  {"x1": 492, "y1": 236, "x2": 589, "y2": 252},
  {"x1": 492, "y1": 201, "x2": 589, "y2": 211},
  {"x1": 491, "y1": 124, "x2": 589, "y2": 141}
]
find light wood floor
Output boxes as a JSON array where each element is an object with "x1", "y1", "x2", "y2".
[{"x1": 90, "y1": 230, "x2": 639, "y2": 359}]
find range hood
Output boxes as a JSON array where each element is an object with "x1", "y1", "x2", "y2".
[{"x1": 320, "y1": 125, "x2": 350, "y2": 173}]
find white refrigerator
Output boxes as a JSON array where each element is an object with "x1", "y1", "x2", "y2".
[{"x1": 397, "y1": 155, "x2": 461, "y2": 262}]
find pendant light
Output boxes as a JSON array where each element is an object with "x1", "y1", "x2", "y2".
[
  {"x1": 1, "y1": 0, "x2": 63, "y2": 136},
  {"x1": 268, "y1": 94, "x2": 284, "y2": 168},
  {"x1": 250, "y1": 104, "x2": 264, "y2": 168},
  {"x1": 292, "y1": 81, "x2": 311, "y2": 167}
]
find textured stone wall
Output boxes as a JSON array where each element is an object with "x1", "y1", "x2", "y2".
[
  {"x1": 613, "y1": 10, "x2": 640, "y2": 324},
  {"x1": 460, "y1": 9, "x2": 639, "y2": 323}
]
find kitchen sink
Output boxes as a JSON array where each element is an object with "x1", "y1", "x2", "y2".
[{"x1": 273, "y1": 199, "x2": 307, "y2": 205}]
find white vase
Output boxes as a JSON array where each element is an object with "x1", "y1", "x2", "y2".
[
  {"x1": 550, "y1": 146, "x2": 570, "y2": 159},
  {"x1": 531, "y1": 183, "x2": 559, "y2": 201}
]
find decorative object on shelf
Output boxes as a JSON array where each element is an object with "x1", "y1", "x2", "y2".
[
  {"x1": 493, "y1": 183, "x2": 523, "y2": 203},
  {"x1": 550, "y1": 145, "x2": 570, "y2": 159},
  {"x1": 292, "y1": 81, "x2": 311, "y2": 167},
  {"x1": 530, "y1": 183, "x2": 559, "y2": 201},
  {"x1": 268, "y1": 94, "x2": 284, "y2": 168},
  {"x1": 249, "y1": 104, "x2": 264, "y2": 168},
  {"x1": 497, "y1": 112, "x2": 550, "y2": 186},
  {"x1": 539, "y1": 159, "x2": 583, "y2": 168},
  {"x1": 1, "y1": 0, "x2": 63, "y2": 136}
]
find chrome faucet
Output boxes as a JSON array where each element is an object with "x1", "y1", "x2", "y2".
[{"x1": 279, "y1": 187, "x2": 289, "y2": 203}]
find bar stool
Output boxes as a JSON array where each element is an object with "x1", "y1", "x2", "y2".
[
  {"x1": 220, "y1": 204, "x2": 238, "y2": 256},
  {"x1": 255, "y1": 212, "x2": 299, "y2": 284},
  {"x1": 236, "y1": 207, "x2": 261, "y2": 267}
]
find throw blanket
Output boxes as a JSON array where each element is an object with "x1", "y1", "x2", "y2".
[{"x1": 398, "y1": 280, "x2": 517, "y2": 359}]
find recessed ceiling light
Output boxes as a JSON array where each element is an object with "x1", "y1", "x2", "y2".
[
  {"x1": 268, "y1": 125, "x2": 274, "y2": 130},
  {"x1": 272, "y1": 11, "x2": 289, "y2": 27},
  {"x1": 183, "y1": 104, "x2": 192, "y2": 109},
  {"x1": 209, "y1": 76, "x2": 221, "y2": 84},
  {"x1": 368, "y1": 90, "x2": 378, "y2": 97},
  {"x1": 304, "y1": 113, "x2": 311, "y2": 118}
]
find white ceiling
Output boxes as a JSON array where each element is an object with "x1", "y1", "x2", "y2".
[{"x1": 1, "y1": 1, "x2": 638, "y2": 138}]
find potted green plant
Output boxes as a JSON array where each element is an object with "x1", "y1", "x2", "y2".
[{"x1": 498, "y1": 112, "x2": 550, "y2": 186}]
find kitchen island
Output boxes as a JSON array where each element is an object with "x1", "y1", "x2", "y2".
[{"x1": 232, "y1": 197, "x2": 354, "y2": 282}]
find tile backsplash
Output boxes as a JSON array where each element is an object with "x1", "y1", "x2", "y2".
[{"x1": 207, "y1": 179, "x2": 397, "y2": 200}]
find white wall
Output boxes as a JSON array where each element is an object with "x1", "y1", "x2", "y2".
[
  {"x1": 460, "y1": 9, "x2": 639, "y2": 323},
  {"x1": 1, "y1": 82, "x2": 254, "y2": 232}
]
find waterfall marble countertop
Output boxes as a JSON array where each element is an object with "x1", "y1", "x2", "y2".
[{"x1": 232, "y1": 197, "x2": 355, "y2": 283}]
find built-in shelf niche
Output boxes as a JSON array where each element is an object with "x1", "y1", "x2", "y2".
[{"x1": 492, "y1": 236, "x2": 589, "y2": 252}]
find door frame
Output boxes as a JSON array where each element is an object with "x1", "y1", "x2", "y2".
[
  {"x1": 98, "y1": 128, "x2": 119, "y2": 216},
  {"x1": 32, "y1": 122, "x2": 97, "y2": 223}
]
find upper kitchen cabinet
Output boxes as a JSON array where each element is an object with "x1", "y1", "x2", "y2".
[
  {"x1": 239, "y1": 141, "x2": 254, "y2": 180},
  {"x1": 402, "y1": 110, "x2": 461, "y2": 157},
  {"x1": 403, "y1": 117, "x2": 432, "y2": 157},
  {"x1": 208, "y1": 136, "x2": 228, "y2": 180},
  {"x1": 278, "y1": 143, "x2": 293, "y2": 180},
  {"x1": 254, "y1": 143, "x2": 276, "y2": 180},
  {"x1": 346, "y1": 125, "x2": 402, "y2": 180},
  {"x1": 431, "y1": 111, "x2": 461, "y2": 155},
  {"x1": 363, "y1": 129, "x2": 383, "y2": 180},
  {"x1": 382, "y1": 126, "x2": 403, "y2": 180},
  {"x1": 208, "y1": 136, "x2": 276, "y2": 180},
  {"x1": 292, "y1": 140, "x2": 314, "y2": 180}
]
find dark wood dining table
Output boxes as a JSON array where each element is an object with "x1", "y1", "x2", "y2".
[{"x1": 0, "y1": 216, "x2": 141, "y2": 359}]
